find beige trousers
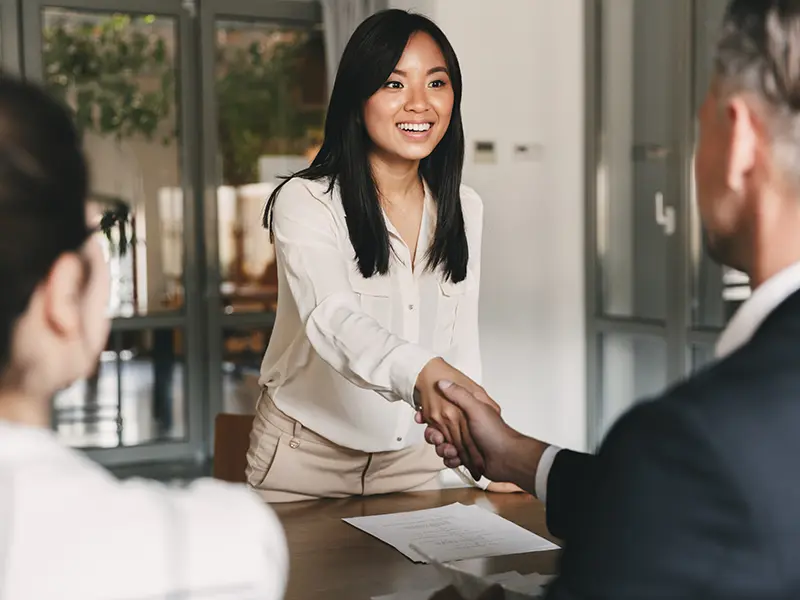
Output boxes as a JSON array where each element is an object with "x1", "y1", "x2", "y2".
[{"x1": 245, "y1": 395, "x2": 446, "y2": 503}]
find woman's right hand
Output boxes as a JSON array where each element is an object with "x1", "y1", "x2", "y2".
[{"x1": 415, "y1": 358, "x2": 499, "y2": 480}]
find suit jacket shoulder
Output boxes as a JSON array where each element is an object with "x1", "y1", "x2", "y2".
[
  {"x1": 546, "y1": 387, "x2": 757, "y2": 599},
  {"x1": 546, "y1": 290, "x2": 800, "y2": 599}
]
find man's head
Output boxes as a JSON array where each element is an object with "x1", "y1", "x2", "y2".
[{"x1": 695, "y1": 0, "x2": 800, "y2": 279}]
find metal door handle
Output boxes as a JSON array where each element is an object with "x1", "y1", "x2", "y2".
[{"x1": 655, "y1": 192, "x2": 675, "y2": 236}]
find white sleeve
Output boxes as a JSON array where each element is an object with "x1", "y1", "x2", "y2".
[
  {"x1": 436, "y1": 466, "x2": 492, "y2": 490},
  {"x1": 535, "y1": 445, "x2": 562, "y2": 503},
  {"x1": 163, "y1": 479, "x2": 288, "y2": 600},
  {"x1": 272, "y1": 179, "x2": 436, "y2": 406},
  {"x1": 4, "y1": 454, "x2": 285, "y2": 600}
]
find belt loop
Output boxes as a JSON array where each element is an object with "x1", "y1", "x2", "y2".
[{"x1": 289, "y1": 420, "x2": 302, "y2": 449}]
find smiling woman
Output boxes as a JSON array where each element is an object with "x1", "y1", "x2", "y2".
[
  {"x1": 363, "y1": 39, "x2": 454, "y2": 166},
  {"x1": 247, "y1": 9, "x2": 519, "y2": 502}
]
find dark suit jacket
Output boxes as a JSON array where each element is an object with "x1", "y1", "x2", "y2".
[{"x1": 543, "y1": 289, "x2": 800, "y2": 600}]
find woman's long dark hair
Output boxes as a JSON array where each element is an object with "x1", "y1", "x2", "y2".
[
  {"x1": 0, "y1": 76, "x2": 89, "y2": 376},
  {"x1": 264, "y1": 9, "x2": 468, "y2": 282}
]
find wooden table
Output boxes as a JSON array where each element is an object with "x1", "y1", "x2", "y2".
[{"x1": 272, "y1": 488, "x2": 560, "y2": 599}]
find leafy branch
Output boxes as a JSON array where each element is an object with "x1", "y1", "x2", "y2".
[
  {"x1": 42, "y1": 13, "x2": 326, "y2": 189},
  {"x1": 43, "y1": 13, "x2": 175, "y2": 144},
  {"x1": 216, "y1": 32, "x2": 325, "y2": 185}
]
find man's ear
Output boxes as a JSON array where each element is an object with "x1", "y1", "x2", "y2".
[
  {"x1": 725, "y1": 96, "x2": 758, "y2": 193},
  {"x1": 42, "y1": 253, "x2": 84, "y2": 338}
]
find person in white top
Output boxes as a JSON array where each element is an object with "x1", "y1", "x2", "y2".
[
  {"x1": 0, "y1": 76, "x2": 287, "y2": 600},
  {"x1": 246, "y1": 9, "x2": 518, "y2": 501}
]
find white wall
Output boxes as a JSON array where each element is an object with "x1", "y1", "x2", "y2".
[
  {"x1": 389, "y1": 0, "x2": 436, "y2": 16},
  {"x1": 391, "y1": 0, "x2": 587, "y2": 450}
]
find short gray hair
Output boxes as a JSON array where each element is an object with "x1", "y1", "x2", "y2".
[{"x1": 715, "y1": 0, "x2": 800, "y2": 179}]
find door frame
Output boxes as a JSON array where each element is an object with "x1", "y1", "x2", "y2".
[
  {"x1": 198, "y1": 0, "x2": 322, "y2": 447},
  {"x1": 0, "y1": 0, "x2": 21, "y2": 74},
  {"x1": 583, "y1": 0, "x2": 696, "y2": 449},
  {"x1": 22, "y1": 0, "x2": 207, "y2": 466}
]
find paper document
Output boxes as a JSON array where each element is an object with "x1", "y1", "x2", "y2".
[{"x1": 343, "y1": 502, "x2": 559, "y2": 563}]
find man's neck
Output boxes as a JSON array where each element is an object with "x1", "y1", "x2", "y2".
[
  {"x1": 0, "y1": 389, "x2": 50, "y2": 429},
  {"x1": 747, "y1": 194, "x2": 800, "y2": 289}
]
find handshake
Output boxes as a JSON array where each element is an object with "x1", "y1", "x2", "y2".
[{"x1": 414, "y1": 358, "x2": 543, "y2": 490}]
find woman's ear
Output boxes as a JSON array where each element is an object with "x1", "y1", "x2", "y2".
[{"x1": 41, "y1": 253, "x2": 85, "y2": 339}]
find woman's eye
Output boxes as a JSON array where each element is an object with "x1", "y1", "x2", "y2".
[
  {"x1": 384, "y1": 81, "x2": 403, "y2": 89},
  {"x1": 429, "y1": 80, "x2": 448, "y2": 89}
]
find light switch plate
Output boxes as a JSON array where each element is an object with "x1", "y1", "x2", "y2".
[
  {"x1": 513, "y1": 143, "x2": 544, "y2": 161},
  {"x1": 474, "y1": 140, "x2": 496, "y2": 164}
]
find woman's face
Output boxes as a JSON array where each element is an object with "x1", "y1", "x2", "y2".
[{"x1": 363, "y1": 31, "x2": 455, "y2": 164}]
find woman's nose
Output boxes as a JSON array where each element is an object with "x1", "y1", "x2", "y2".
[{"x1": 404, "y1": 85, "x2": 430, "y2": 113}]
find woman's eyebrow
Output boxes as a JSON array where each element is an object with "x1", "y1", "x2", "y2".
[{"x1": 391, "y1": 66, "x2": 449, "y2": 76}]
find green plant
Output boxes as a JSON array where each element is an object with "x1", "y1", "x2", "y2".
[
  {"x1": 97, "y1": 196, "x2": 133, "y2": 257},
  {"x1": 42, "y1": 13, "x2": 326, "y2": 188},
  {"x1": 43, "y1": 13, "x2": 175, "y2": 144},
  {"x1": 216, "y1": 32, "x2": 325, "y2": 186}
]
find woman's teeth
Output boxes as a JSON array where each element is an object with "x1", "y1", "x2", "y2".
[{"x1": 397, "y1": 123, "x2": 432, "y2": 132}]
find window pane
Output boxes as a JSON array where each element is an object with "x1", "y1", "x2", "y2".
[
  {"x1": 215, "y1": 19, "x2": 326, "y2": 313},
  {"x1": 690, "y1": 0, "x2": 750, "y2": 329},
  {"x1": 596, "y1": 0, "x2": 683, "y2": 321},
  {"x1": 54, "y1": 354, "x2": 119, "y2": 449},
  {"x1": 42, "y1": 9, "x2": 183, "y2": 317},
  {"x1": 691, "y1": 343, "x2": 716, "y2": 372},
  {"x1": 599, "y1": 333, "x2": 668, "y2": 437},
  {"x1": 54, "y1": 328, "x2": 187, "y2": 448},
  {"x1": 222, "y1": 326, "x2": 272, "y2": 414},
  {"x1": 119, "y1": 328, "x2": 186, "y2": 445}
]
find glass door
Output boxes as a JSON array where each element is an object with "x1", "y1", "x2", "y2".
[
  {"x1": 15, "y1": 0, "x2": 327, "y2": 468},
  {"x1": 22, "y1": 0, "x2": 206, "y2": 465},
  {"x1": 586, "y1": 0, "x2": 695, "y2": 446},
  {"x1": 199, "y1": 0, "x2": 326, "y2": 439},
  {"x1": 0, "y1": 0, "x2": 21, "y2": 73},
  {"x1": 688, "y1": 0, "x2": 743, "y2": 362}
]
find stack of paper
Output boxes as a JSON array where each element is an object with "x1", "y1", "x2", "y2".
[{"x1": 343, "y1": 502, "x2": 559, "y2": 563}]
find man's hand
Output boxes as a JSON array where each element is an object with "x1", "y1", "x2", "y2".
[
  {"x1": 415, "y1": 359, "x2": 499, "y2": 480},
  {"x1": 422, "y1": 381, "x2": 548, "y2": 492}
]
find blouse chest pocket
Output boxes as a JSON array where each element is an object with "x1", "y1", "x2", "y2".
[
  {"x1": 434, "y1": 273, "x2": 475, "y2": 351},
  {"x1": 350, "y1": 275, "x2": 393, "y2": 331}
]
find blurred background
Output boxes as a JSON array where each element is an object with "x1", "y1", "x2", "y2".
[{"x1": 0, "y1": 0, "x2": 743, "y2": 477}]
